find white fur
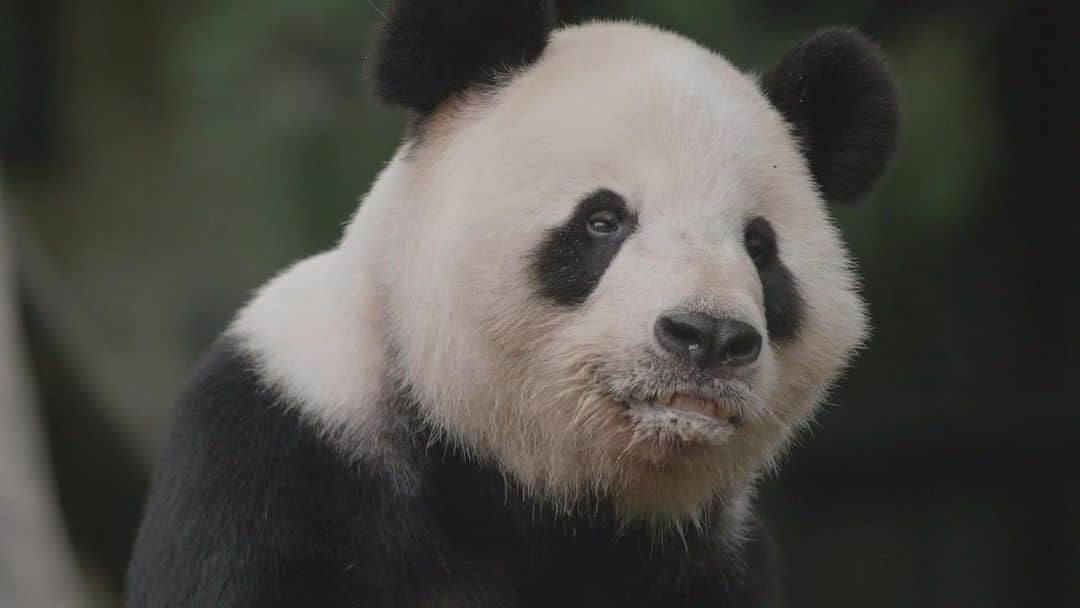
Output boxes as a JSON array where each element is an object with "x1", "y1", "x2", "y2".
[{"x1": 232, "y1": 22, "x2": 868, "y2": 523}]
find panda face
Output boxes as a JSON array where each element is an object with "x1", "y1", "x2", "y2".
[{"x1": 378, "y1": 23, "x2": 879, "y2": 520}]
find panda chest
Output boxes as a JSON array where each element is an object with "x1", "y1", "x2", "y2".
[{"x1": 412, "y1": 448, "x2": 730, "y2": 606}]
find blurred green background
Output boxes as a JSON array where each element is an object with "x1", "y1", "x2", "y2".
[{"x1": 1, "y1": 0, "x2": 1075, "y2": 606}]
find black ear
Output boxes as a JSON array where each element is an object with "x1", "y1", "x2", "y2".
[
  {"x1": 761, "y1": 28, "x2": 899, "y2": 203},
  {"x1": 371, "y1": 0, "x2": 557, "y2": 115}
]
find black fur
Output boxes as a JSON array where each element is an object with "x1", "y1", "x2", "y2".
[
  {"x1": 531, "y1": 189, "x2": 637, "y2": 306},
  {"x1": 745, "y1": 217, "x2": 805, "y2": 342},
  {"x1": 760, "y1": 28, "x2": 899, "y2": 203},
  {"x1": 126, "y1": 339, "x2": 433, "y2": 606},
  {"x1": 127, "y1": 340, "x2": 781, "y2": 606},
  {"x1": 371, "y1": 0, "x2": 557, "y2": 114}
]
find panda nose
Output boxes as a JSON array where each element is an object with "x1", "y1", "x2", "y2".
[{"x1": 654, "y1": 312, "x2": 762, "y2": 371}]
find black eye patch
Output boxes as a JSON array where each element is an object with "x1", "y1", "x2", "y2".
[
  {"x1": 744, "y1": 217, "x2": 805, "y2": 342},
  {"x1": 531, "y1": 189, "x2": 637, "y2": 306}
]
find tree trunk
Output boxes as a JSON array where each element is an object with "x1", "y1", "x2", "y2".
[{"x1": 0, "y1": 184, "x2": 88, "y2": 608}]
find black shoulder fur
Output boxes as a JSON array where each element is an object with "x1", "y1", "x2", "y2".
[
  {"x1": 126, "y1": 340, "x2": 781, "y2": 607},
  {"x1": 761, "y1": 28, "x2": 900, "y2": 203},
  {"x1": 126, "y1": 339, "x2": 437, "y2": 606},
  {"x1": 371, "y1": 0, "x2": 557, "y2": 114}
]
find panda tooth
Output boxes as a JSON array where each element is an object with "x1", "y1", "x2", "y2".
[{"x1": 670, "y1": 394, "x2": 707, "y2": 416}]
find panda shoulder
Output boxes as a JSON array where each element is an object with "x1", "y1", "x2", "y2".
[
  {"x1": 127, "y1": 331, "x2": 426, "y2": 605},
  {"x1": 230, "y1": 251, "x2": 386, "y2": 427}
]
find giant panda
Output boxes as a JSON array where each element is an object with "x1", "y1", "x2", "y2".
[{"x1": 127, "y1": 1, "x2": 898, "y2": 606}]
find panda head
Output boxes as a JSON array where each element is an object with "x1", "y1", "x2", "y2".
[{"x1": 359, "y1": 1, "x2": 897, "y2": 522}]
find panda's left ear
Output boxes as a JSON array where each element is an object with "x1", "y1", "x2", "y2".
[
  {"x1": 371, "y1": 0, "x2": 557, "y2": 115},
  {"x1": 761, "y1": 28, "x2": 899, "y2": 204}
]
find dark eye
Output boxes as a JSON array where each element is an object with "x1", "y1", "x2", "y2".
[
  {"x1": 586, "y1": 209, "x2": 622, "y2": 236},
  {"x1": 745, "y1": 235, "x2": 770, "y2": 265},
  {"x1": 744, "y1": 217, "x2": 777, "y2": 267}
]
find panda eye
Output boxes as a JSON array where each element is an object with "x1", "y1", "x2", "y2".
[
  {"x1": 744, "y1": 217, "x2": 777, "y2": 267},
  {"x1": 745, "y1": 235, "x2": 770, "y2": 265},
  {"x1": 586, "y1": 209, "x2": 622, "y2": 236}
]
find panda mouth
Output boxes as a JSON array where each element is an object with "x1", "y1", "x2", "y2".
[
  {"x1": 620, "y1": 391, "x2": 747, "y2": 446},
  {"x1": 631, "y1": 393, "x2": 741, "y2": 425},
  {"x1": 652, "y1": 393, "x2": 738, "y2": 425}
]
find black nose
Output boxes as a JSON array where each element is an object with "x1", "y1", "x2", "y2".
[{"x1": 654, "y1": 312, "x2": 762, "y2": 370}]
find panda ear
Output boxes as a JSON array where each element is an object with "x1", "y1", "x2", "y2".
[
  {"x1": 371, "y1": 0, "x2": 557, "y2": 115},
  {"x1": 761, "y1": 28, "x2": 899, "y2": 204}
]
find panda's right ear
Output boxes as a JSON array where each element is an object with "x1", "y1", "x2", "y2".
[
  {"x1": 761, "y1": 28, "x2": 900, "y2": 204},
  {"x1": 370, "y1": 0, "x2": 557, "y2": 115}
]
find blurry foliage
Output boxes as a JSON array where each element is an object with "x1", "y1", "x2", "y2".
[
  {"x1": 1, "y1": 0, "x2": 1075, "y2": 606},
  {"x1": 175, "y1": 0, "x2": 403, "y2": 254}
]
